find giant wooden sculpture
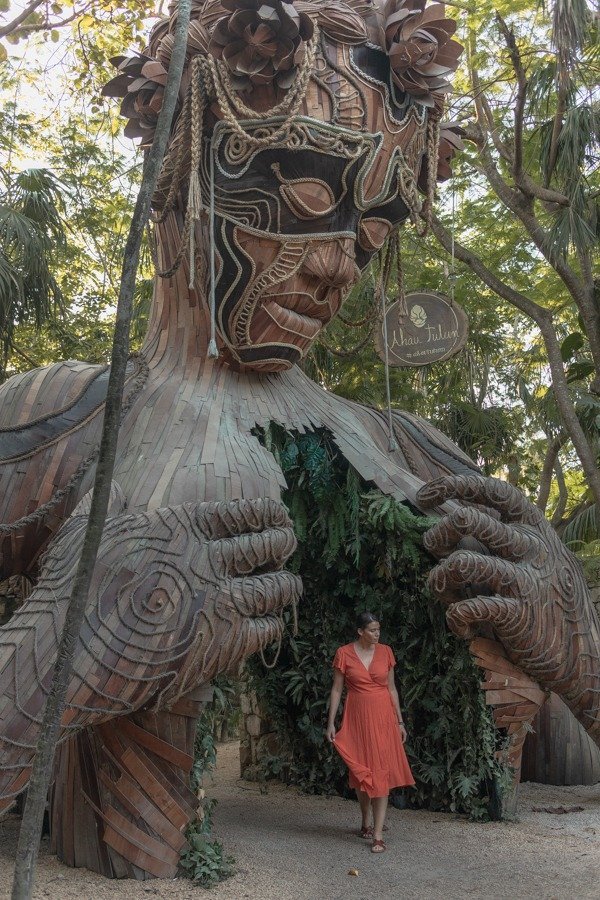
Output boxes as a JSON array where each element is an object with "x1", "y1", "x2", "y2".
[{"x1": 0, "y1": 0, "x2": 598, "y2": 880}]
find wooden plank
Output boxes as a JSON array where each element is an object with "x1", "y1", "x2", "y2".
[{"x1": 116, "y1": 717, "x2": 193, "y2": 771}]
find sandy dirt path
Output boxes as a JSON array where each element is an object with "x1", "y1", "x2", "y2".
[{"x1": 1, "y1": 741, "x2": 599, "y2": 899}]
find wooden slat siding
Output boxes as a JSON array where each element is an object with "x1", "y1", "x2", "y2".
[
  {"x1": 131, "y1": 745, "x2": 198, "y2": 815},
  {"x1": 98, "y1": 770, "x2": 188, "y2": 852},
  {"x1": 116, "y1": 747, "x2": 192, "y2": 829},
  {"x1": 522, "y1": 693, "x2": 600, "y2": 785},
  {"x1": 116, "y1": 717, "x2": 193, "y2": 771},
  {"x1": 470, "y1": 638, "x2": 547, "y2": 778},
  {"x1": 51, "y1": 698, "x2": 209, "y2": 877},
  {"x1": 102, "y1": 814, "x2": 179, "y2": 879}
]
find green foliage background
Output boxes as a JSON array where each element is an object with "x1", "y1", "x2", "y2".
[
  {"x1": 247, "y1": 424, "x2": 507, "y2": 819},
  {"x1": 179, "y1": 679, "x2": 238, "y2": 887}
]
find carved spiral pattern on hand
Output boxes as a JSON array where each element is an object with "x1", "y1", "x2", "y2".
[{"x1": 0, "y1": 497, "x2": 302, "y2": 805}]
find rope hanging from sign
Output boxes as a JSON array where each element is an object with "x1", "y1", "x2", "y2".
[
  {"x1": 395, "y1": 230, "x2": 408, "y2": 320},
  {"x1": 448, "y1": 177, "x2": 457, "y2": 304},
  {"x1": 377, "y1": 239, "x2": 398, "y2": 453}
]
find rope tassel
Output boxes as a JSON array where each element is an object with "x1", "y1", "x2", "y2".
[{"x1": 187, "y1": 169, "x2": 202, "y2": 290}]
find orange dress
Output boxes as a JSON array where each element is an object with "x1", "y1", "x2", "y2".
[{"x1": 332, "y1": 643, "x2": 415, "y2": 798}]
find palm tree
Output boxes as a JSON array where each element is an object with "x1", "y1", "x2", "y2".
[{"x1": 0, "y1": 167, "x2": 67, "y2": 378}]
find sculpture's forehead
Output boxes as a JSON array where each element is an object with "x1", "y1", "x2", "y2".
[{"x1": 209, "y1": 39, "x2": 428, "y2": 198}]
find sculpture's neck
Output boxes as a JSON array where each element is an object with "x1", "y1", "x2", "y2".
[{"x1": 141, "y1": 220, "x2": 213, "y2": 374}]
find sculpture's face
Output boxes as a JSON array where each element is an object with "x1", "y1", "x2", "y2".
[
  {"x1": 207, "y1": 40, "x2": 427, "y2": 371},
  {"x1": 107, "y1": 0, "x2": 461, "y2": 372}
]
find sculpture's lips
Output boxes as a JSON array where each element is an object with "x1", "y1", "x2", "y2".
[{"x1": 262, "y1": 300, "x2": 324, "y2": 339}]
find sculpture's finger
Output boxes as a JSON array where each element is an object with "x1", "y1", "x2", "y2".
[
  {"x1": 417, "y1": 475, "x2": 543, "y2": 525},
  {"x1": 240, "y1": 614, "x2": 285, "y2": 665},
  {"x1": 428, "y1": 550, "x2": 537, "y2": 604},
  {"x1": 195, "y1": 498, "x2": 292, "y2": 540},
  {"x1": 228, "y1": 570, "x2": 302, "y2": 617},
  {"x1": 445, "y1": 595, "x2": 522, "y2": 640},
  {"x1": 197, "y1": 611, "x2": 284, "y2": 681},
  {"x1": 209, "y1": 526, "x2": 297, "y2": 577},
  {"x1": 424, "y1": 507, "x2": 546, "y2": 563}
]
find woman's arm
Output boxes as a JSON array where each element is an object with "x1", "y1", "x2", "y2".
[
  {"x1": 387, "y1": 668, "x2": 408, "y2": 742},
  {"x1": 326, "y1": 668, "x2": 344, "y2": 742}
]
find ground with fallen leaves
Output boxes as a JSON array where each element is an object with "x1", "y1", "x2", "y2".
[{"x1": 1, "y1": 742, "x2": 599, "y2": 899}]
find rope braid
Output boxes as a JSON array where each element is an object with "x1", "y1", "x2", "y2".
[
  {"x1": 413, "y1": 116, "x2": 440, "y2": 237},
  {"x1": 376, "y1": 239, "x2": 398, "y2": 452},
  {"x1": 152, "y1": 90, "x2": 193, "y2": 225},
  {"x1": 209, "y1": 26, "x2": 319, "y2": 146},
  {"x1": 153, "y1": 28, "x2": 319, "y2": 283}
]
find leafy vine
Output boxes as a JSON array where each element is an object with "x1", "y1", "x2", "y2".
[{"x1": 248, "y1": 424, "x2": 509, "y2": 819}]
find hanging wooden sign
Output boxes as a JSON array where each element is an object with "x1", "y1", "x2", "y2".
[{"x1": 376, "y1": 291, "x2": 468, "y2": 367}]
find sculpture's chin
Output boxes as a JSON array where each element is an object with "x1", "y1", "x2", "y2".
[
  {"x1": 217, "y1": 284, "x2": 347, "y2": 372},
  {"x1": 221, "y1": 348, "x2": 301, "y2": 373}
]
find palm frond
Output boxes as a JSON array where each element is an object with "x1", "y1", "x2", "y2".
[
  {"x1": 564, "y1": 503, "x2": 600, "y2": 545},
  {"x1": 551, "y1": 0, "x2": 590, "y2": 55},
  {"x1": 13, "y1": 168, "x2": 67, "y2": 245},
  {"x1": 0, "y1": 168, "x2": 66, "y2": 354}
]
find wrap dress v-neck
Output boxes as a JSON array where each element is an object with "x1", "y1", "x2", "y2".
[{"x1": 332, "y1": 642, "x2": 415, "y2": 798}]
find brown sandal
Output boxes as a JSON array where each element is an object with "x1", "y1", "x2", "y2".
[
  {"x1": 359, "y1": 825, "x2": 373, "y2": 839},
  {"x1": 371, "y1": 839, "x2": 386, "y2": 853}
]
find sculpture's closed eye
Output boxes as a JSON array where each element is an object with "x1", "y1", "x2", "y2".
[
  {"x1": 359, "y1": 216, "x2": 392, "y2": 251},
  {"x1": 271, "y1": 162, "x2": 337, "y2": 220}
]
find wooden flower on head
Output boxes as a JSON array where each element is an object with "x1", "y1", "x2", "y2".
[
  {"x1": 310, "y1": 0, "x2": 367, "y2": 44},
  {"x1": 102, "y1": 55, "x2": 168, "y2": 146},
  {"x1": 382, "y1": 0, "x2": 462, "y2": 109},
  {"x1": 208, "y1": 0, "x2": 314, "y2": 90}
]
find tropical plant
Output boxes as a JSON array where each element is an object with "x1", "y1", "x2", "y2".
[
  {"x1": 247, "y1": 424, "x2": 509, "y2": 820},
  {"x1": 181, "y1": 682, "x2": 236, "y2": 888},
  {"x1": 0, "y1": 167, "x2": 66, "y2": 375}
]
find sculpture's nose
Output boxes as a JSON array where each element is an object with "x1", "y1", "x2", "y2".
[{"x1": 301, "y1": 237, "x2": 359, "y2": 287}]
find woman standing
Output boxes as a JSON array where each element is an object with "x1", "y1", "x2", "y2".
[{"x1": 326, "y1": 612, "x2": 414, "y2": 853}]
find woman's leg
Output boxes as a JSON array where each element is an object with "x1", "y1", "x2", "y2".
[
  {"x1": 372, "y1": 795, "x2": 388, "y2": 842},
  {"x1": 356, "y1": 789, "x2": 372, "y2": 829}
]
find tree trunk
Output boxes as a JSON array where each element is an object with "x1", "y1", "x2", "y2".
[
  {"x1": 536, "y1": 437, "x2": 563, "y2": 513},
  {"x1": 430, "y1": 214, "x2": 600, "y2": 512},
  {"x1": 10, "y1": 2, "x2": 192, "y2": 897}
]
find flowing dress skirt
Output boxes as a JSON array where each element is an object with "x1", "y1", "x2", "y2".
[{"x1": 332, "y1": 643, "x2": 415, "y2": 798}]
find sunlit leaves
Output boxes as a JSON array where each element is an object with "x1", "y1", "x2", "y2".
[{"x1": 0, "y1": 167, "x2": 66, "y2": 370}]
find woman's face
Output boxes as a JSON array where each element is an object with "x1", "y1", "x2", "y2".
[{"x1": 358, "y1": 621, "x2": 380, "y2": 644}]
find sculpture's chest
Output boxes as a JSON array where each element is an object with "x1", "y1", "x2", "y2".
[{"x1": 111, "y1": 375, "x2": 288, "y2": 511}]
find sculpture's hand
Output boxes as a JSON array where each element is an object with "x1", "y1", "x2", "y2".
[
  {"x1": 0, "y1": 498, "x2": 300, "y2": 805},
  {"x1": 50, "y1": 497, "x2": 300, "y2": 711},
  {"x1": 417, "y1": 474, "x2": 600, "y2": 744}
]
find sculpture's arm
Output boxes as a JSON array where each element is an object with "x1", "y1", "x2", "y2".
[
  {"x1": 417, "y1": 474, "x2": 600, "y2": 747},
  {"x1": 0, "y1": 496, "x2": 300, "y2": 810},
  {"x1": 0, "y1": 357, "x2": 146, "y2": 579}
]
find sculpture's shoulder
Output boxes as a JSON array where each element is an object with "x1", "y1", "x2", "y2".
[
  {"x1": 388, "y1": 408, "x2": 479, "y2": 480},
  {"x1": 0, "y1": 360, "x2": 108, "y2": 430},
  {"x1": 274, "y1": 367, "x2": 479, "y2": 503},
  {"x1": 318, "y1": 383, "x2": 479, "y2": 482}
]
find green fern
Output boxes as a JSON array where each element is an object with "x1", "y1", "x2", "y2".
[{"x1": 247, "y1": 424, "x2": 508, "y2": 818}]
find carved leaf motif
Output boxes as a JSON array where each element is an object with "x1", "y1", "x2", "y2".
[{"x1": 410, "y1": 303, "x2": 427, "y2": 327}]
